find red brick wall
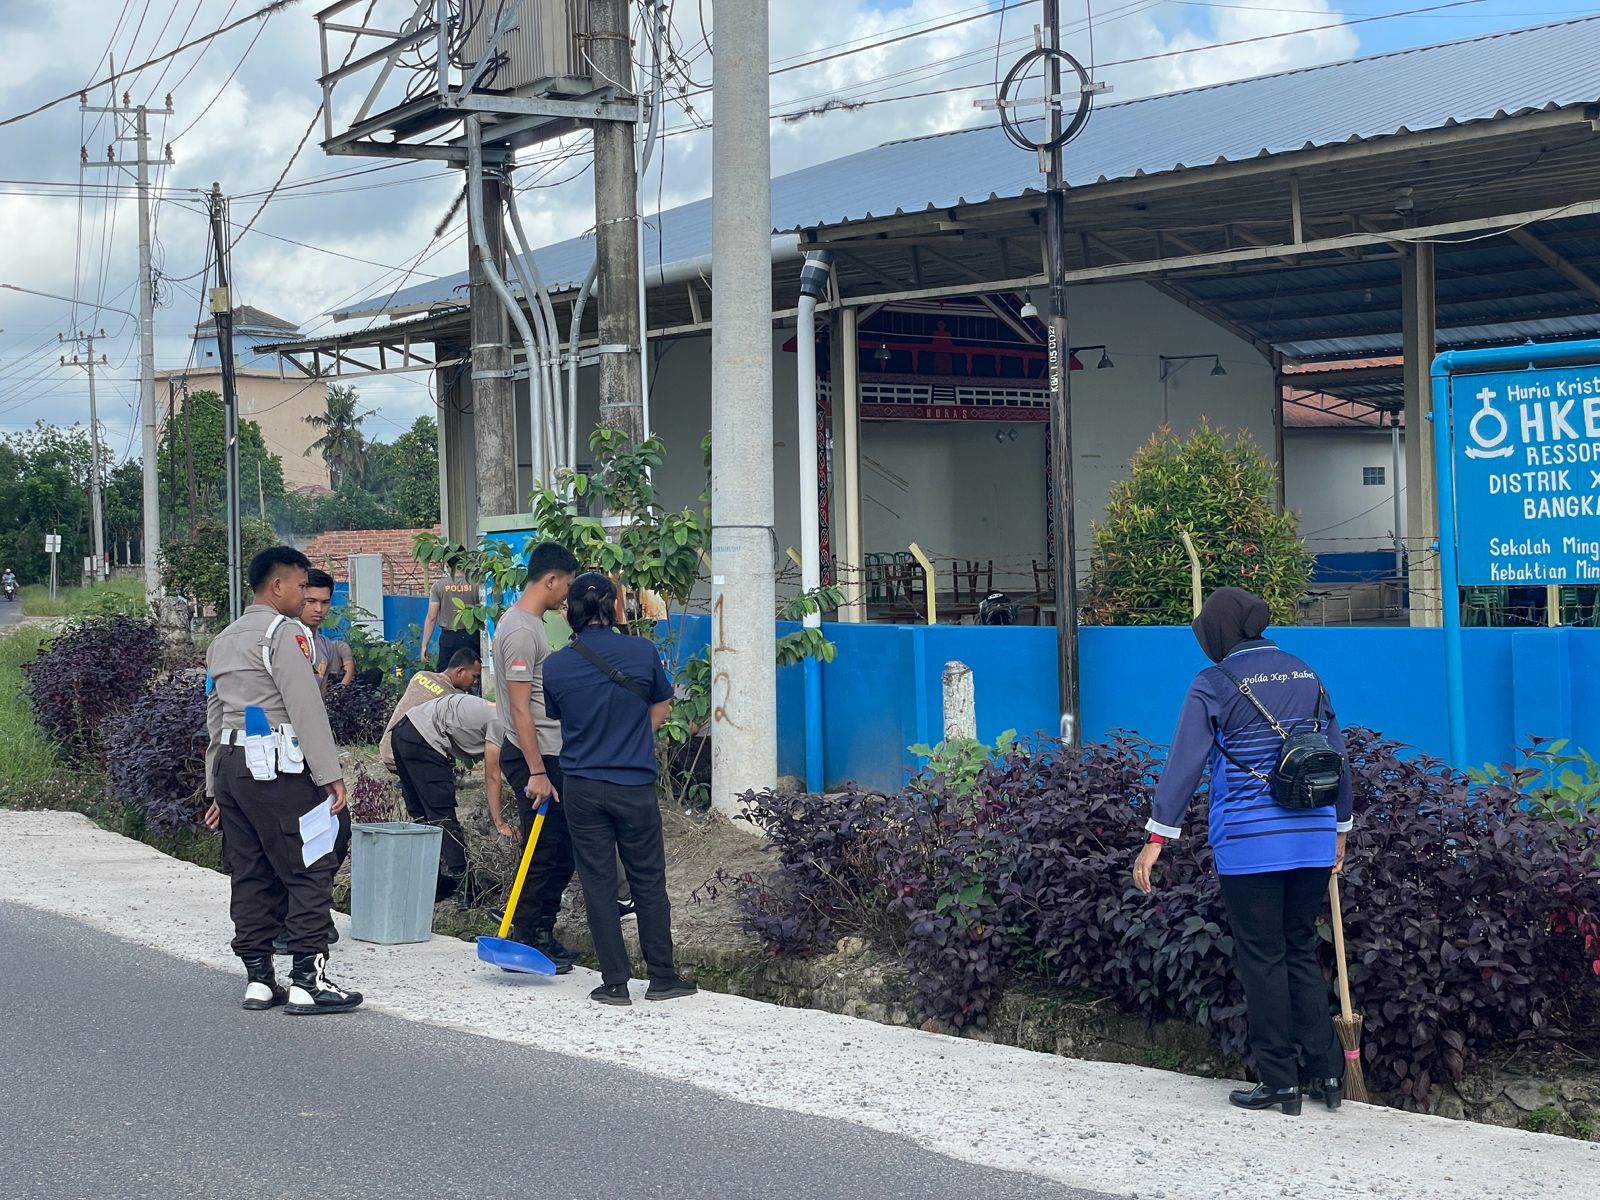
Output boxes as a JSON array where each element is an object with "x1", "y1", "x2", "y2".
[{"x1": 304, "y1": 526, "x2": 442, "y2": 595}]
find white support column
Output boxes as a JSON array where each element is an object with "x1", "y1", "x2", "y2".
[{"x1": 709, "y1": 0, "x2": 776, "y2": 816}]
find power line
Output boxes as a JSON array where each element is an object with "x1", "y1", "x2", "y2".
[{"x1": 0, "y1": 0, "x2": 300, "y2": 128}]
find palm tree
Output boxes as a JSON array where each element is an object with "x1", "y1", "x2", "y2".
[{"x1": 305, "y1": 384, "x2": 372, "y2": 489}]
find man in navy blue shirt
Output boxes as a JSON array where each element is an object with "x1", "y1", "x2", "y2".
[{"x1": 544, "y1": 573, "x2": 696, "y2": 1007}]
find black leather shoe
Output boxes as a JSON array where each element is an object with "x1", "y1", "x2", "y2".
[
  {"x1": 1228, "y1": 1083, "x2": 1302, "y2": 1115},
  {"x1": 1307, "y1": 1077, "x2": 1343, "y2": 1111}
]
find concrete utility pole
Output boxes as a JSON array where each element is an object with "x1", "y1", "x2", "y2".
[
  {"x1": 206, "y1": 183, "x2": 244, "y2": 622},
  {"x1": 1041, "y1": 0, "x2": 1080, "y2": 746},
  {"x1": 590, "y1": 0, "x2": 646, "y2": 443},
  {"x1": 82, "y1": 91, "x2": 172, "y2": 601},
  {"x1": 987, "y1": 3, "x2": 1097, "y2": 745},
  {"x1": 61, "y1": 331, "x2": 108, "y2": 583},
  {"x1": 467, "y1": 124, "x2": 518, "y2": 519},
  {"x1": 709, "y1": 0, "x2": 777, "y2": 815}
]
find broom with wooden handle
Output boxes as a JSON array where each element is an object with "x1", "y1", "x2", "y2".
[{"x1": 1327, "y1": 875, "x2": 1370, "y2": 1102}]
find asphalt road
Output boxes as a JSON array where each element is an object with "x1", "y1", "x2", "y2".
[
  {"x1": 0, "y1": 904, "x2": 1108, "y2": 1200},
  {"x1": 0, "y1": 593, "x2": 22, "y2": 628}
]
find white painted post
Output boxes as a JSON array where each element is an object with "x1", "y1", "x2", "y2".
[{"x1": 943, "y1": 661, "x2": 976, "y2": 742}]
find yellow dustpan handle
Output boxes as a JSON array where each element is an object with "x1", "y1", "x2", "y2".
[{"x1": 498, "y1": 799, "x2": 549, "y2": 939}]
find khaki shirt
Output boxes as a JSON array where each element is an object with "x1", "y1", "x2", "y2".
[
  {"x1": 491, "y1": 606, "x2": 562, "y2": 755},
  {"x1": 312, "y1": 633, "x2": 355, "y2": 695},
  {"x1": 405, "y1": 693, "x2": 503, "y2": 762},
  {"x1": 379, "y1": 670, "x2": 459, "y2": 771},
  {"x1": 205, "y1": 604, "x2": 343, "y2": 795},
  {"x1": 431, "y1": 575, "x2": 480, "y2": 632}
]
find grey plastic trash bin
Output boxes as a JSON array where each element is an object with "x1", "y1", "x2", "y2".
[{"x1": 349, "y1": 821, "x2": 442, "y2": 945}]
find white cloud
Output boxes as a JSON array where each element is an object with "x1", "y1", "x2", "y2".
[{"x1": 1, "y1": 0, "x2": 1363, "y2": 445}]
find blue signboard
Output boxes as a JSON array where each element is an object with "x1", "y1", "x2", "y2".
[{"x1": 1450, "y1": 362, "x2": 1600, "y2": 585}]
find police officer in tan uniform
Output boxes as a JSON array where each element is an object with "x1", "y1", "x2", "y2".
[{"x1": 206, "y1": 546, "x2": 362, "y2": 1016}]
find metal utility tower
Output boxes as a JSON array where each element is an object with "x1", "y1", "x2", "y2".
[
  {"x1": 315, "y1": 1, "x2": 644, "y2": 518},
  {"x1": 60, "y1": 331, "x2": 108, "y2": 583},
  {"x1": 708, "y1": 0, "x2": 777, "y2": 814},
  {"x1": 82, "y1": 90, "x2": 174, "y2": 601}
]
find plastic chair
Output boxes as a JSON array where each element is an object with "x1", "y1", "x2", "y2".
[
  {"x1": 1461, "y1": 587, "x2": 1505, "y2": 627},
  {"x1": 1560, "y1": 586, "x2": 1596, "y2": 627}
]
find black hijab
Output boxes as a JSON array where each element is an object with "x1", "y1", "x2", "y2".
[{"x1": 1192, "y1": 587, "x2": 1271, "y2": 664}]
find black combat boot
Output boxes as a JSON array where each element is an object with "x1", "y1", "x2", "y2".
[
  {"x1": 285, "y1": 953, "x2": 363, "y2": 1015},
  {"x1": 520, "y1": 924, "x2": 575, "y2": 975},
  {"x1": 241, "y1": 956, "x2": 287, "y2": 1011},
  {"x1": 531, "y1": 923, "x2": 578, "y2": 963}
]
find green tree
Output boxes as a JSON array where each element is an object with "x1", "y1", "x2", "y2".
[
  {"x1": 104, "y1": 460, "x2": 144, "y2": 551},
  {"x1": 305, "y1": 383, "x2": 371, "y2": 489},
  {"x1": 363, "y1": 415, "x2": 438, "y2": 527},
  {"x1": 279, "y1": 478, "x2": 408, "y2": 534},
  {"x1": 160, "y1": 517, "x2": 278, "y2": 614},
  {"x1": 157, "y1": 391, "x2": 284, "y2": 528},
  {"x1": 0, "y1": 423, "x2": 97, "y2": 581},
  {"x1": 1083, "y1": 421, "x2": 1311, "y2": 626}
]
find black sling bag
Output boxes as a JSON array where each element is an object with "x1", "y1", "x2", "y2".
[
  {"x1": 569, "y1": 634, "x2": 653, "y2": 704},
  {"x1": 1212, "y1": 665, "x2": 1343, "y2": 810}
]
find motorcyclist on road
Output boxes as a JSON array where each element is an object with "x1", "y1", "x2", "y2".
[{"x1": 2, "y1": 568, "x2": 17, "y2": 599}]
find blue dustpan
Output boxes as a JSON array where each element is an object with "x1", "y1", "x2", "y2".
[
  {"x1": 476, "y1": 798, "x2": 558, "y2": 976},
  {"x1": 476, "y1": 935, "x2": 558, "y2": 975}
]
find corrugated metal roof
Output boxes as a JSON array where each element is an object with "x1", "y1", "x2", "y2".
[{"x1": 341, "y1": 15, "x2": 1600, "y2": 321}]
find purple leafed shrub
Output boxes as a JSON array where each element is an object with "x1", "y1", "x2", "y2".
[
  {"x1": 325, "y1": 678, "x2": 395, "y2": 746},
  {"x1": 23, "y1": 615, "x2": 163, "y2": 764},
  {"x1": 102, "y1": 674, "x2": 208, "y2": 835},
  {"x1": 348, "y1": 766, "x2": 402, "y2": 824},
  {"x1": 736, "y1": 729, "x2": 1600, "y2": 1106}
]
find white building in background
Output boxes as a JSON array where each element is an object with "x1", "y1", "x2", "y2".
[
  {"x1": 157, "y1": 307, "x2": 330, "y2": 492},
  {"x1": 1282, "y1": 397, "x2": 1408, "y2": 589}
]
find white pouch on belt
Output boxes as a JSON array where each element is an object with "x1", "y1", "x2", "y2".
[
  {"x1": 243, "y1": 706, "x2": 278, "y2": 781},
  {"x1": 276, "y1": 724, "x2": 306, "y2": 774}
]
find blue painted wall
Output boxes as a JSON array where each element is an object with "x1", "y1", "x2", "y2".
[{"x1": 375, "y1": 586, "x2": 1599, "y2": 792}]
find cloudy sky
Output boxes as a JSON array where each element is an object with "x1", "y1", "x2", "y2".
[{"x1": 0, "y1": 0, "x2": 1591, "y2": 462}]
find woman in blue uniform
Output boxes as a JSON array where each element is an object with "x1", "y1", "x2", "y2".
[{"x1": 1132, "y1": 588, "x2": 1354, "y2": 1115}]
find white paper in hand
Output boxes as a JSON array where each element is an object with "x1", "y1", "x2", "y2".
[{"x1": 298, "y1": 799, "x2": 337, "y2": 867}]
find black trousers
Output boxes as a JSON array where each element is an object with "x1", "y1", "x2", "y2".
[
  {"x1": 499, "y1": 739, "x2": 572, "y2": 935},
  {"x1": 1218, "y1": 867, "x2": 1341, "y2": 1090},
  {"x1": 564, "y1": 776, "x2": 675, "y2": 986},
  {"x1": 214, "y1": 746, "x2": 337, "y2": 960},
  {"x1": 435, "y1": 627, "x2": 480, "y2": 672},
  {"x1": 391, "y1": 721, "x2": 466, "y2": 876}
]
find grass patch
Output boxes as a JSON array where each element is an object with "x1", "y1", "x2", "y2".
[
  {"x1": 18, "y1": 577, "x2": 146, "y2": 620},
  {"x1": 0, "y1": 625, "x2": 88, "y2": 808}
]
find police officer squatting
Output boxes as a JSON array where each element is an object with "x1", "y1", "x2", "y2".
[{"x1": 205, "y1": 546, "x2": 362, "y2": 1016}]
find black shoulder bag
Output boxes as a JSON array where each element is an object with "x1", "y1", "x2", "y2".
[
  {"x1": 1213, "y1": 665, "x2": 1344, "y2": 810},
  {"x1": 569, "y1": 635, "x2": 652, "y2": 703}
]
